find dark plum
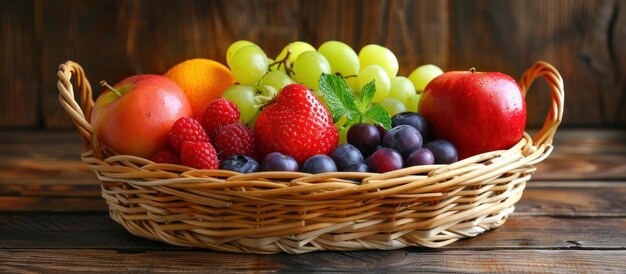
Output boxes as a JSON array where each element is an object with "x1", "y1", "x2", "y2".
[
  {"x1": 347, "y1": 123, "x2": 380, "y2": 155},
  {"x1": 301, "y1": 154, "x2": 337, "y2": 174},
  {"x1": 406, "y1": 148, "x2": 435, "y2": 166},
  {"x1": 344, "y1": 162, "x2": 369, "y2": 172},
  {"x1": 391, "y1": 112, "x2": 430, "y2": 138},
  {"x1": 425, "y1": 140, "x2": 458, "y2": 164},
  {"x1": 220, "y1": 155, "x2": 260, "y2": 173},
  {"x1": 382, "y1": 125, "x2": 423, "y2": 157},
  {"x1": 330, "y1": 144, "x2": 365, "y2": 170},
  {"x1": 369, "y1": 148, "x2": 403, "y2": 173},
  {"x1": 261, "y1": 152, "x2": 299, "y2": 171}
]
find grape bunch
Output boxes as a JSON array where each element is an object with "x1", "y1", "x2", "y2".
[{"x1": 223, "y1": 40, "x2": 444, "y2": 130}]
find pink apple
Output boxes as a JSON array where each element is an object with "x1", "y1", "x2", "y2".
[
  {"x1": 418, "y1": 68, "x2": 527, "y2": 159},
  {"x1": 90, "y1": 75, "x2": 192, "y2": 158}
]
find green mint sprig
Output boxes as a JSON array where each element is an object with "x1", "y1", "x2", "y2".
[{"x1": 319, "y1": 73, "x2": 391, "y2": 130}]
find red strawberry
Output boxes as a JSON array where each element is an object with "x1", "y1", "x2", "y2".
[
  {"x1": 214, "y1": 123, "x2": 255, "y2": 160},
  {"x1": 180, "y1": 141, "x2": 218, "y2": 169},
  {"x1": 254, "y1": 84, "x2": 338, "y2": 164},
  {"x1": 149, "y1": 148, "x2": 180, "y2": 164},
  {"x1": 201, "y1": 98, "x2": 240, "y2": 139},
  {"x1": 169, "y1": 117, "x2": 210, "y2": 153}
]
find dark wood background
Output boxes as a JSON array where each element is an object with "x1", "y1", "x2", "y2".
[{"x1": 1, "y1": 0, "x2": 625, "y2": 130}]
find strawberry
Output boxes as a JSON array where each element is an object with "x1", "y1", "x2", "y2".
[
  {"x1": 201, "y1": 98, "x2": 240, "y2": 139},
  {"x1": 214, "y1": 123, "x2": 255, "y2": 160},
  {"x1": 149, "y1": 148, "x2": 180, "y2": 164},
  {"x1": 169, "y1": 117, "x2": 210, "y2": 152},
  {"x1": 254, "y1": 84, "x2": 338, "y2": 164},
  {"x1": 180, "y1": 141, "x2": 219, "y2": 169}
]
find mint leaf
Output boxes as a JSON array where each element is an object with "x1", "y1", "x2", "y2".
[
  {"x1": 358, "y1": 80, "x2": 376, "y2": 111},
  {"x1": 319, "y1": 74, "x2": 359, "y2": 122},
  {"x1": 363, "y1": 104, "x2": 391, "y2": 130}
]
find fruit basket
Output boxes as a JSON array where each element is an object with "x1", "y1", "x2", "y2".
[{"x1": 57, "y1": 60, "x2": 563, "y2": 254}]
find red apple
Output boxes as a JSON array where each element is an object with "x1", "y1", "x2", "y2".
[
  {"x1": 418, "y1": 68, "x2": 527, "y2": 159},
  {"x1": 90, "y1": 75, "x2": 192, "y2": 158}
]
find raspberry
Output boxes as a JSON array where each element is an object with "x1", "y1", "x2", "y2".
[
  {"x1": 180, "y1": 141, "x2": 219, "y2": 169},
  {"x1": 214, "y1": 123, "x2": 255, "y2": 160},
  {"x1": 149, "y1": 148, "x2": 180, "y2": 164},
  {"x1": 169, "y1": 117, "x2": 210, "y2": 152},
  {"x1": 201, "y1": 98, "x2": 240, "y2": 139}
]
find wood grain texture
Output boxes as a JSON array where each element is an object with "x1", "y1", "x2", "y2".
[
  {"x1": 1, "y1": 213, "x2": 624, "y2": 249},
  {"x1": 0, "y1": 249, "x2": 624, "y2": 272},
  {"x1": 449, "y1": 0, "x2": 626, "y2": 127},
  {"x1": 0, "y1": 0, "x2": 624, "y2": 129},
  {"x1": 0, "y1": 1, "x2": 39, "y2": 128}
]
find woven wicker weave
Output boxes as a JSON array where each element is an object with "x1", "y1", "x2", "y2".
[{"x1": 57, "y1": 61, "x2": 564, "y2": 254}]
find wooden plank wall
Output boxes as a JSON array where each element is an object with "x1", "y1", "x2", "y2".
[{"x1": 1, "y1": 0, "x2": 625, "y2": 129}]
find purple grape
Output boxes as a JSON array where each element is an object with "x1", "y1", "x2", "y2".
[
  {"x1": 382, "y1": 125, "x2": 423, "y2": 157},
  {"x1": 347, "y1": 123, "x2": 380, "y2": 155},
  {"x1": 220, "y1": 155, "x2": 260, "y2": 173},
  {"x1": 301, "y1": 154, "x2": 337, "y2": 174},
  {"x1": 425, "y1": 140, "x2": 458, "y2": 164},
  {"x1": 369, "y1": 148, "x2": 403, "y2": 173},
  {"x1": 330, "y1": 144, "x2": 364, "y2": 171},
  {"x1": 261, "y1": 152, "x2": 299, "y2": 171},
  {"x1": 375, "y1": 124, "x2": 388, "y2": 141},
  {"x1": 406, "y1": 148, "x2": 435, "y2": 166},
  {"x1": 391, "y1": 112, "x2": 430, "y2": 139},
  {"x1": 344, "y1": 162, "x2": 369, "y2": 172}
]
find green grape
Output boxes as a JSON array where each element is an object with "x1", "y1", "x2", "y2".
[
  {"x1": 257, "y1": 70, "x2": 294, "y2": 95},
  {"x1": 346, "y1": 77, "x2": 360, "y2": 93},
  {"x1": 230, "y1": 45, "x2": 268, "y2": 85},
  {"x1": 389, "y1": 76, "x2": 415, "y2": 104},
  {"x1": 292, "y1": 51, "x2": 331, "y2": 92},
  {"x1": 379, "y1": 98, "x2": 407, "y2": 116},
  {"x1": 409, "y1": 64, "x2": 443, "y2": 92},
  {"x1": 358, "y1": 44, "x2": 399, "y2": 79},
  {"x1": 405, "y1": 92, "x2": 421, "y2": 112},
  {"x1": 275, "y1": 41, "x2": 315, "y2": 68},
  {"x1": 247, "y1": 111, "x2": 260, "y2": 131},
  {"x1": 357, "y1": 65, "x2": 390, "y2": 103},
  {"x1": 338, "y1": 126, "x2": 349, "y2": 144},
  {"x1": 222, "y1": 85, "x2": 260, "y2": 124},
  {"x1": 318, "y1": 41, "x2": 359, "y2": 77},
  {"x1": 226, "y1": 40, "x2": 256, "y2": 68}
]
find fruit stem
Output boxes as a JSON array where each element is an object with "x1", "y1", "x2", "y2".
[
  {"x1": 469, "y1": 67, "x2": 476, "y2": 73},
  {"x1": 100, "y1": 80, "x2": 122, "y2": 97}
]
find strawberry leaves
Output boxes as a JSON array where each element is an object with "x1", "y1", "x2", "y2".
[{"x1": 319, "y1": 73, "x2": 391, "y2": 130}]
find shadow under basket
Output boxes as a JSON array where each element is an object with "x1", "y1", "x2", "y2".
[{"x1": 57, "y1": 61, "x2": 564, "y2": 254}]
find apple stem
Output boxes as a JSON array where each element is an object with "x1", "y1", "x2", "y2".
[
  {"x1": 470, "y1": 67, "x2": 476, "y2": 73},
  {"x1": 100, "y1": 81, "x2": 122, "y2": 97}
]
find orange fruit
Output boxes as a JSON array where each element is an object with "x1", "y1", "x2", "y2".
[{"x1": 164, "y1": 58, "x2": 236, "y2": 116}]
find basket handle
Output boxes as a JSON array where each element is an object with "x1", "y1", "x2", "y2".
[
  {"x1": 57, "y1": 61, "x2": 94, "y2": 150},
  {"x1": 518, "y1": 61, "x2": 565, "y2": 147}
]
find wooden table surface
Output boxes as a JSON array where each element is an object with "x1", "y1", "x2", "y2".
[{"x1": 1, "y1": 129, "x2": 625, "y2": 272}]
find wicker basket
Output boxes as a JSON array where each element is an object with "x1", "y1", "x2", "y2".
[{"x1": 57, "y1": 61, "x2": 564, "y2": 254}]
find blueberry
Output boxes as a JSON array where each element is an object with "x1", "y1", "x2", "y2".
[
  {"x1": 425, "y1": 140, "x2": 458, "y2": 164},
  {"x1": 347, "y1": 123, "x2": 380, "y2": 155},
  {"x1": 382, "y1": 125, "x2": 423, "y2": 157},
  {"x1": 261, "y1": 152, "x2": 299, "y2": 172},
  {"x1": 391, "y1": 112, "x2": 430, "y2": 139},
  {"x1": 406, "y1": 148, "x2": 435, "y2": 166},
  {"x1": 301, "y1": 154, "x2": 337, "y2": 174},
  {"x1": 369, "y1": 148, "x2": 403, "y2": 173},
  {"x1": 219, "y1": 155, "x2": 260, "y2": 173},
  {"x1": 330, "y1": 144, "x2": 364, "y2": 170},
  {"x1": 344, "y1": 162, "x2": 369, "y2": 172}
]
